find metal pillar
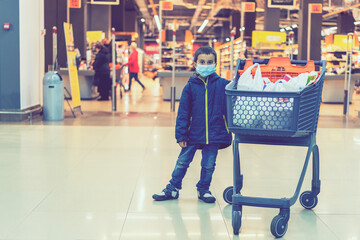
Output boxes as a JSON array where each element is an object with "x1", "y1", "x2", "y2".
[
  {"x1": 67, "y1": 0, "x2": 70, "y2": 23},
  {"x1": 52, "y1": 26, "x2": 58, "y2": 70},
  {"x1": 112, "y1": 28, "x2": 116, "y2": 111},
  {"x1": 230, "y1": 28, "x2": 235, "y2": 80},
  {"x1": 159, "y1": 3, "x2": 162, "y2": 69},
  {"x1": 171, "y1": 29, "x2": 176, "y2": 112},
  {"x1": 343, "y1": 33, "x2": 354, "y2": 115},
  {"x1": 288, "y1": 31, "x2": 294, "y2": 60}
]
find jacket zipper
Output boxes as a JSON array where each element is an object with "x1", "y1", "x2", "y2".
[
  {"x1": 223, "y1": 115, "x2": 229, "y2": 133},
  {"x1": 200, "y1": 77, "x2": 209, "y2": 144},
  {"x1": 188, "y1": 117, "x2": 192, "y2": 131}
]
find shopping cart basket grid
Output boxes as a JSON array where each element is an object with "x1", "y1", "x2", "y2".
[{"x1": 223, "y1": 57, "x2": 326, "y2": 238}]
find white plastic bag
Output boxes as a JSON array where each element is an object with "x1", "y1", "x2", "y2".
[
  {"x1": 264, "y1": 71, "x2": 319, "y2": 92},
  {"x1": 237, "y1": 63, "x2": 264, "y2": 91}
]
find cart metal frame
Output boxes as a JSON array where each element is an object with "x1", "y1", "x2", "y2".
[{"x1": 223, "y1": 58, "x2": 326, "y2": 238}]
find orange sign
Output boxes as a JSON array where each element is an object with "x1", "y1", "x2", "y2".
[
  {"x1": 69, "y1": 0, "x2": 81, "y2": 8},
  {"x1": 310, "y1": 3, "x2": 322, "y2": 13},
  {"x1": 161, "y1": 1, "x2": 173, "y2": 11},
  {"x1": 242, "y1": 2, "x2": 256, "y2": 12}
]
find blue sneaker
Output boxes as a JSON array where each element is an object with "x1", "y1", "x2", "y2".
[
  {"x1": 152, "y1": 184, "x2": 179, "y2": 201},
  {"x1": 198, "y1": 190, "x2": 216, "y2": 203}
]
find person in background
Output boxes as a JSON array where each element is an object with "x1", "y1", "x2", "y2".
[
  {"x1": 74, "y1": 48, "x2": 81, "y2": 69},
  {"x1": 125, "y1": 42, "x2": 145, "y2": 92},
  {"x1": 102, "y1": 38, "x2": 117, "y2": 64},
  {"x1": 92, "y1": 42, "x2": 111, "y2": 101},
  {"x1": 152, "y1": 46, "x2": 232, "y2": 203}
]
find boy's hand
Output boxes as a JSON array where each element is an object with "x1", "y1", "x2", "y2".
[{"x1": 178, "y1": 141, "x2": 187, "y2": 148}]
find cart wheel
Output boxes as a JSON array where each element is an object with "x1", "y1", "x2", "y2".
[
  {"x1": 232, "y1": 210, "x2": 242, "y2": 235},
  {"x1": 223, "y1": 186, "x2": 233, "y2": 205},
  {"x1": 270, "y1": 215, "x2": 288, "y2": 238},
  {"x1": 299, "y1": 191, "x2": 318, "y2": 209}
]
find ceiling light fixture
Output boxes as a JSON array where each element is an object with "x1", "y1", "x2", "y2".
[
  {"x1": 354, "y1": 21, "x2": 360, "y2": 25},
  {"x1": 154, "y1": 15, "x2": 161, "y2": 31},
  {"x1": 197, "y1": 19, "x2": 209, "y2": 33}
]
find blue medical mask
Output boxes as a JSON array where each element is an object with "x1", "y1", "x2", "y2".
[{"x1": 196, "y1": 64, "x2": 216, "y2": 78}]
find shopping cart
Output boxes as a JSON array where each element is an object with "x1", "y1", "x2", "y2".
[{"x1": 223, "y1": 57, "x2": 326, "y2": 238}]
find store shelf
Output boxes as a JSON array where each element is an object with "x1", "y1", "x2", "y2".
[
  {"x1": 322, "y1": 42, "x2": 360, "y2": 74},
  {"x1": 161, "y1": 42, "x2": 192, "y2": 70},
  {"x1": 324, "y1": 51, "x2": 359, "y2": 54},
  {"x1": 326, "y1": 59, "x2": 347, "y2": 62},
  {"x1": 257, "y1": 48, "x2": 285, "y2": 51}
]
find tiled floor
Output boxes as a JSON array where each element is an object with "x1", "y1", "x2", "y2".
[{"x1": 1, "y1": 75, "x2": 360, "y2": 239}]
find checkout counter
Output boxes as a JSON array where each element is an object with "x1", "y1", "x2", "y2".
[
  {"x1": 58, "y1": 69, "x2": 97, "y2": 100},
  {"x1": 158, "y1": 71, "x2": 194, "y2": 100},
  {"x1": 322, "y1": 73, "x2": 360, "y2": 103}
]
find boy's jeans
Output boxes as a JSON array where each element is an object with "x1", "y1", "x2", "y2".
[{"x1": 169, "y1": 144, "x2": 220, "y2": 192}]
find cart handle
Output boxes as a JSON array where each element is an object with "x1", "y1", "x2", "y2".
[
  {"x1": 233, "y1": 58, "x2": 326, "y2": 88},
  {"x1": 241, "y1": 58, "x2": 324, "y2": 66}
]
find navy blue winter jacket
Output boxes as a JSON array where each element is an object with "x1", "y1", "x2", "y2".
[
  {"x1": 175, "y1": 72, "x2": 232, "y2": 149},
  {"x1": 93, "y1": 47, "x2": 110, "y2": 75}
]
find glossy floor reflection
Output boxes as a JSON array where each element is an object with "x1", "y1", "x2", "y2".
[
  {"x1": 1, "y1": 125, "x2": 360, "y2": 240},
  {"x1": 1, "y1": 75, "x2": 360, "y2": 239}
]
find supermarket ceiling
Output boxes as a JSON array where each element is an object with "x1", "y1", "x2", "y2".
[{"x1": 131, "y1": 0, "x2": 358, "y2": 41}]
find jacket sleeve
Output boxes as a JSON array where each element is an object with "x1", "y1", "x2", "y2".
[
  {"x1": 222, "y1": 78, "x2": 230, "y2": 115},
  {"x1": 175, "y1": 84, "x2": 192, "y2": 143}
]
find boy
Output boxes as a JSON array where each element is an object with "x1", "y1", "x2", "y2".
[{"x1": 152, "y1": 46, "x2": 232, "y2": 203}]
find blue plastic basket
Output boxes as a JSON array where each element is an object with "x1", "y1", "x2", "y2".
[{"x1": 225, "y1": 59, "x2": 327, "y2": 138}]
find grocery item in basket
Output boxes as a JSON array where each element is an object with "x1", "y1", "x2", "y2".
[
  {"x1": 237, "y1": 63, "x2": 264, "y2": 91},
  {"x1": 236, "y1": 63, "x2": 318, "y2": 92},
  {"x1": 283, "y1": 74, "x2": 292, "y2": 81},
  {"x1": 286, "y1": 71, "x2": 318, "y2": 91},
  {"x1": 264, "y1": 79, "x2": 299, "y2": 92}
]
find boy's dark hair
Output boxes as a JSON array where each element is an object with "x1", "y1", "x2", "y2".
[{"x1": 193, "y1": 46, "x2": 217, "y2": 64}]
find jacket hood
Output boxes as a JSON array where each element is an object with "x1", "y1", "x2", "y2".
[{"x1": 188, "y1": 72, "x2": 221, "y2": 84}]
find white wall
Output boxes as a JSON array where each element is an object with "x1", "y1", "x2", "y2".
[{"x1": 19, "y1": 0, "x2": 44, "y2": 110}]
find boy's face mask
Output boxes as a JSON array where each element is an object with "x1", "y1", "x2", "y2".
[
  {"x1": 195, "y1": 53, "x2": 216, "y2": 78},
  {"x1": 196, "y1": 64, "x2": 216, "y2": 77}
]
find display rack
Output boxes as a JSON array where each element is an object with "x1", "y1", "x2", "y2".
[
  {"x1": 251, "y1": 48, "x2": 286, "y2": 59},
  {"x1": 216, "y1": 33, "x2": 286, "y2": 79},
  {"x1": 321, "y1": 37, "x2": 360, "y2": 75},
  {"x1": 284, "y1": 44, "x2": 298, "y2": 60},
  {"x1": 322, "y1": 50, "x2": 359, "y2": 74},
  {"x1": 161, "y1": 42, "x2": 192, "y2": 71},
  {"x1": 216, "y1": 38, "x2": 246, "y2": 79},
  {"x1": 251, "y1": 30, "x2": 286, "y2": 60}
]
